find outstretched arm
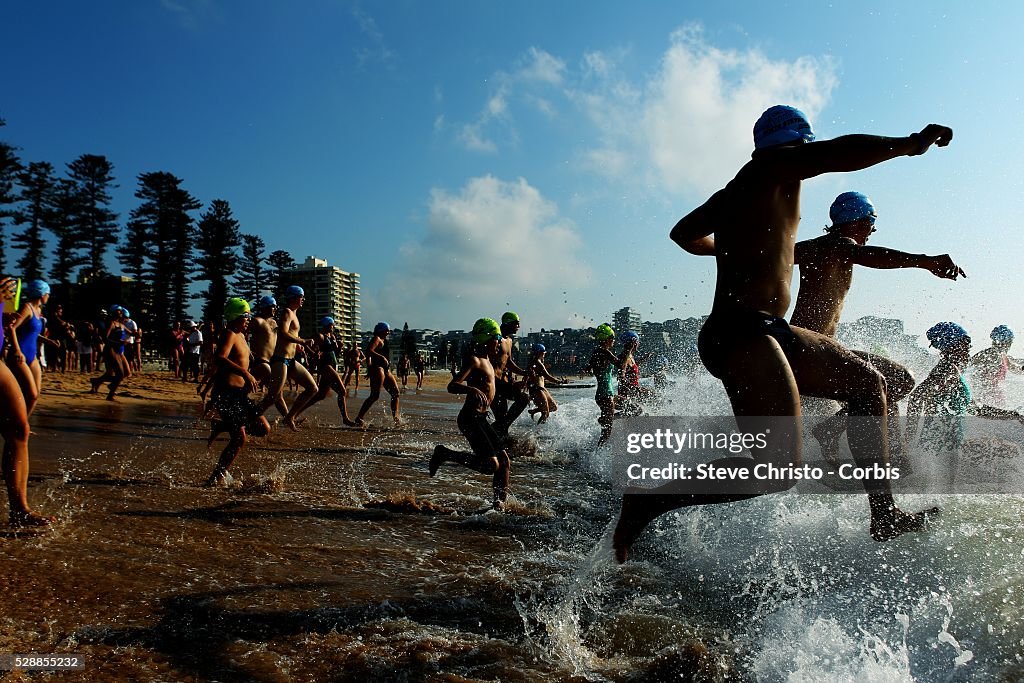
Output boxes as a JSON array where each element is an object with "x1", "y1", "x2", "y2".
[
  {"x1": 847, "y1": 245, "x2": 966, "y2": 280},
  {"x1": 770, "y1": 124, "x2": 953, "y2": 181}
]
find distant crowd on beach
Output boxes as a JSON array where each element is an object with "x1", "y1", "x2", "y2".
[{"x1": 4, "y1": 107, "x2": 1024, "y2": 586}]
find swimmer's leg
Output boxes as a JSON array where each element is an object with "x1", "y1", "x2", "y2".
[
  {"x1": 614, "y1": 334, "x2": 800, "y2": 563},
  {"x1": 206, "y1": 427, "x2": 246, "y2": 486},
  {"x1": 793, "y1": 329, "x2": 937, "y2": 540}
]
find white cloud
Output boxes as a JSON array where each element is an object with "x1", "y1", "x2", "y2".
[
  {"x1": 640, "y1": 25, "x2": 837, "y2": 195},
  {"x1": 451, "y1": 24, "x2": 837, "y2": 196},
  {"x1": 518, "y1": 47, "x2": 566, "y2": 85},
  {"x1": 381, "y1": 176, "x2": 592, "y2": 325},
  {"x1": 453, "y1": 47, "x2": 566, "y2": 152}
]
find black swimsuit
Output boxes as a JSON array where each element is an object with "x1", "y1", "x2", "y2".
[{"x1": 698, "y1": 310, "x2": 800, "y2": 379}]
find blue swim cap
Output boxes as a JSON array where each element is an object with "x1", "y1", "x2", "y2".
[
  {"x1": 23, "y1": 279, "x2": 50, "y2": 299},
  {"x1": 753, "y1": 105, "x2": 815, "y2": 150},
  {"x1": 284, "y1": 285, "x2": 304, "y2": 300},
  {"x1": 619, "y1": 330, "x2": 640, "y2": 344},
  {"x1": 374, "y1": 322, "x2": 390, "y2": 335},
  {"x1": 108, "y1": 304, "x2": 121, "y2": 316},
  {"x1": 926, "y1": 322, "x2": 970, "y2": 351},
  {"x1": 320, "y1": 316, "x2": 335, "y2": 328},
  {"x1": 830, "y1": 192, "x2": 877, "y2": 226},
  {"x1": 258, "y1": 295, "x2": 277, "y2": 309},
  {"x1": 991, "y1": 325, "x2": 1014, "y2": 345},
  {"x1": 120, "y1": 308, "x2": 131, "y2": 319},
  {"x1": 532, "y1": 343, "x2": 546, "y2": 353}
]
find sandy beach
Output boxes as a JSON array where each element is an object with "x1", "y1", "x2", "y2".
[{"x1": 0, "y1": 369, "x2": 722, "y2": 682}]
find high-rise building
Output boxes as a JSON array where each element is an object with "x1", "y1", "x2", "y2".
[
  {"x1": 284, "y1": 256, "x2": 361, "y2": 345},
  {"x1": 613, "y1": 306, "x2": 642, "y2": 336}
]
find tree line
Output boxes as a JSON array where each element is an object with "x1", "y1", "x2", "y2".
[{"x1": 0, "y1": 119, "x2": 300, "y2": 335}]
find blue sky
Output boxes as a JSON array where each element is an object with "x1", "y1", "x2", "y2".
[{"x1": 2, "y1": 1, "x2": 1022, "y2": 341}]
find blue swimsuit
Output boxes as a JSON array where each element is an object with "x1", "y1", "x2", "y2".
[{"x1": 17, "y1": 309, "x2": 43, "y2": 364}]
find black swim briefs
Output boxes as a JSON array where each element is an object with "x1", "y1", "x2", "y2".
[{"x1": 698, "y1": 311, "x2": 801, "y2": 379}]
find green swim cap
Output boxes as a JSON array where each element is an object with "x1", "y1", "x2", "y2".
[
  {"x1": 224, "y1": 297, "x2": 252, "y2": 323},
  {"x1": 595, "y1": 323, "x2": 615, "y2": 341},
  {"x1": 472, "y1": 318, "x2": 502, "y2": 344},
  {"x1": 501, "y1": 311, "x2": 520, "y2": 325}
]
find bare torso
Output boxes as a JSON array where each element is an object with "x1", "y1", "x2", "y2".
[
  {"x1": 249, "y1": 316, "x2": 278, "y2": 360},
  {"x1": 273, "y1": 309, "x2": 300, "y2": 359},
  {"x1": 220, "y1": 329, "x2": 252, "y2": 390},
  {"x1": 491, "y1": 337, "x2": 514, "y2": 377},
  {"x1": 790, "y1": 234, "x2": 856, "y2": 336},
  {"x1": 465, "y1": 354, "x2": 497, "y2": 414},
  {"x1": 708, "y1": 164, "x2": 803, "y2": 317}
]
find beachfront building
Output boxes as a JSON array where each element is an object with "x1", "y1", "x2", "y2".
[
  {"x1": 613, "y1": 307, "x2": 643, "y2": 336},
  {"x1": 285, "y1": 256, "x2": 361, "y2": 346}
]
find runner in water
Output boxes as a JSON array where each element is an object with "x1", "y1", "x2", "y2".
[
  {"x1": 398, "y1": 353, "x2": 411, "y2": 392},
  {"x1": 204, "y1": 298, "x2": 271, "y2": 486},
  {"x1": 414, "y1": 352, "x2": 426, "y2": 391},
  {"x1": 260, "y1": 286, "x2": 319, "y2": 431},
  {"x1": 907, "y1": 322, "x2": 1024, "y2": 489},
  {"x1": 791, "y1": 191, "x2": 965, "y2": 464},
  {"x1": 583, "y1": 324, "x2": 620, "y2": 447},
  {"x1": 968, "y1": 325, "x2": 1022, "y2": 407},
  {"x1": 1, "y1": 276, "x2": 55, "y2": 528},
  {"x1": 491, "y1": 311, "x2": 530, "y2": 436},
  {"x1": 287, "y1": 316, "x2": 356, "y2": 427},
  {"x1": 90, "y1": 305, "x2": 130, "y2": 401},
  {"x1": 429, "y1": 318, "x2": 511, "y2": 510},
  {"x1": 354, "y1": 322, "x2": 402, "y2": 426},
  {"x1": 249, "y1": 296, "x2": 290, "y2": 420},
  {"x1": 613, "y1": 106, "x2": 952, "y2": 562},
  {"x1": 342, "y1": 341, "x2": 364, "y2": 395},
  {"x1": 525, "y1": 343, "x2": 565, "y2": 424}
]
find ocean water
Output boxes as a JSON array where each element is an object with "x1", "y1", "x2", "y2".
[{"x1": 526, "y1": 359, "x2": 1024, "y2": 681}]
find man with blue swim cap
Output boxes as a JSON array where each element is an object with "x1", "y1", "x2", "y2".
[
  {"x1": 790, "y1": 191, "x2": 966, "y2": 463},
  {"x1": 248, "y1": 294, "x2": 289, "y2": 420},
  {"x1": 258, "y1": 284, "x2": 319, "y2": 430},
  {"x1": 354, "y1": 321, "x2": 402, "y2": 426},
  {"x1": 969, "y1": 325, "x2": 1024, "y2": 406},
  {"x1": 753, "y1": 105, "x2": 815, "y2": 149},
  {"x1": 614, "y1": 106, "x2": 954, "y2": 563}
]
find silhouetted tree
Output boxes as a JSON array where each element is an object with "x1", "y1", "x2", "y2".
[
  {"x1": 266, "y1": 249, "x2": 296, "y2": 298},
  {"x1": 66, "y1": 154, "x2": 118, "y2": 281},
  {"x1": 233, "y1": 233, "x2": 266, "y2": 302},
  {"x1": 0, "y1": 119, "x2": 21, "y2": 274},
  {"x1": 195, "y1": 199, "x2": 241, "y2": 322},
  {"x1": 49, "y1": 179, "x2": 87, "y2": 285},
  {"x1": 124, "y1": 171, "x2": 200, "y2": 333},
  {"x1": 12, "y1": 161, "x2": 55, "y2": 280}
]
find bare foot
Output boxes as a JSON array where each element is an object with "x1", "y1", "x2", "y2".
[
  {"x1": 612, "y1": 493, "x2": 675, "y2": 563},
  {"x1": 429, "y1": 445, "x2": 445, "y2": 477},
  {"x1": 106, "y1": 394, "x2": 117, "y2": 401},
  {"x1": 285, "y1": 417, "x2": 300, "y2": 432},
  {"x1": 343, "y1": 419, "x2": 357, "y2": 427},
  {"x1": 203, "y1": 470, "x2": 234, "y2": 488},
  {"x1": 812, "y1": 423, "x2": 842, "y2": 466},
  {"x1": 9, "y1": 510, "x2": 57, "y2": 528},
  {"x1": 871, "y1": 506, "x2": 940, "y2": 542},
  {"x1": 89, "y1": 378, "x2": 100, "y2": 394}
]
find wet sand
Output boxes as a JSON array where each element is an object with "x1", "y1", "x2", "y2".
[{"x1": 1, "y1": 370, "x2": 723, "y2": 682}]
